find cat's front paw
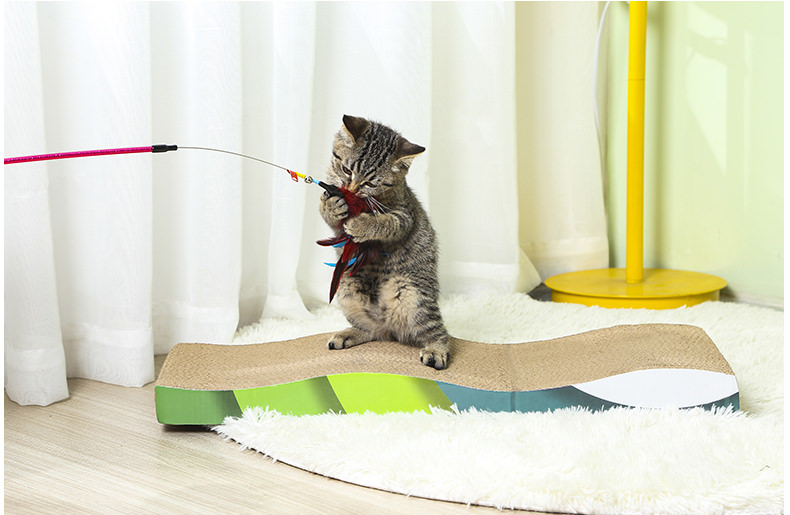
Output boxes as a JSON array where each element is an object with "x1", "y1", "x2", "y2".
[
  {"x1": 328, "y1": 328, "x2": 370, "y2": 350},
  {"x1": 343, "y1": 213, "x2": 376, "y2": 243},
  {"x1": 320, "y1": 193, "x2": 349, "y2": 227},
  {"x1": 420, "y1": 346, "x2": 449, "y2": 370}
]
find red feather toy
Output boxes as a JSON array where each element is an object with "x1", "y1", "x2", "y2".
[{"x1": 316, "y1": 186, "x2": 383, "y2": 303}]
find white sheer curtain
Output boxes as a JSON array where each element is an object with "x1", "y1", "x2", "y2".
[
  {"x1": 5, "y1": 1, "x2": 606, "y2": 407},
  {"x1": 516, "y1": 2, "x2": 610, "y2": 279}
]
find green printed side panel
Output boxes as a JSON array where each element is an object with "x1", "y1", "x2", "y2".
[
  {"x1": 327, "y1": 373, "x2": 453, "y2": 414},
  {"x1": 233, "y1": 376, "x2": 345, "y2": 416},
  {"x1": 155, "y1": 386, "x2": 242, "y2": 425}
]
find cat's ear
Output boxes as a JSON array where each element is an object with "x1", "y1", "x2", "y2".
[
  {"x1": 341, "y1": 115, "x2": 370, "y2": 143},
  {"x1": 395, "y1": 137, "x2": 426, "y2": 163}
]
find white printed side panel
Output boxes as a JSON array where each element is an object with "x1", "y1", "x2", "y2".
[{"x1": 572, "y1": 369, "x2": 738, "y2": 409}]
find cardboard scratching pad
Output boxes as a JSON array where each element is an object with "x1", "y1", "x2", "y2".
[{"x1": 155, "y1": 324, "x2": 739, "y2": 425}]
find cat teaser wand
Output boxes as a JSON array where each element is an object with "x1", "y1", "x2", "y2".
[
  {"x1": 4, "y1": 143, "x2": 378, "y2": 302},
  {"x1": 3, "y1": 144, "x2": 341, "y2": 194}
]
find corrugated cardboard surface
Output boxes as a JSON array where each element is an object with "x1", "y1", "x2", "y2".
[{"x1": 156, "y1": 324, "x2": 734, "y2": 392}]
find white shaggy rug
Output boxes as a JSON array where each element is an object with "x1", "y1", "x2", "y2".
[{"x1": 215, "y1": 294, "x2": 784, "y2": 514}]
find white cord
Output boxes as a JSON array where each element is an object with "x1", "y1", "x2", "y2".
[{"x1": 178, "y1": 145, "x2": 292, "y2": 172}]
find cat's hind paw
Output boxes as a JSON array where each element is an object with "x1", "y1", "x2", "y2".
[{"x1": 420, "y1": 347, "x2": 449, "y2": 370}]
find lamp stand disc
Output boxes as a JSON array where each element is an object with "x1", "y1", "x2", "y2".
[{"x1": 545, "y1": 268, "x2": 727, "y2": 309}]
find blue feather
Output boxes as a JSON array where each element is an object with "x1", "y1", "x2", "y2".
[{"x1": 324, "y1": 256, "x2": 356, "y2": 268}]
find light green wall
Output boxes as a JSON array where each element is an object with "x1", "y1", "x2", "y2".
[{"x1": 605, "y1": 1, "x2": 783, "y2": 306}]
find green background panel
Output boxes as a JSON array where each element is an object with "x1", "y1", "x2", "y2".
[
  {"x1": 233, "y1": 376, "x2": 345, "y2": 416},
  {"x1": 327, "y1": 373, "x2": 453, "y2": 414},
  {"x1": 601, "y1": 2, "x2": 783, "y2": 305}
]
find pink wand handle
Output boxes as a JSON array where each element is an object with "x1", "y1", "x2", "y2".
[{"x1": 4, "y1": 145, "x2": 177, "y2": 165}]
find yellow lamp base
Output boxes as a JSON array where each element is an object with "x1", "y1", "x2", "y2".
[{"x1": 545, "y1": 268, "x2": 727, "y2": 309}]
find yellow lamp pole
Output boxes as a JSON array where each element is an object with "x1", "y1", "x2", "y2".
[
  {"x1": 544, "y1": 1, "x2": 727, "y2": 309},
  {"x1": 625, "y1": 0, "x2": 647, "y2": 284}
]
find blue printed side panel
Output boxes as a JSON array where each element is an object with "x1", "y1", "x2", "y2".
[
  {"x1": 437, "y1": 382, "x2": 621, "y2": 413},
  {"x1": 436, "y1": 382, "x2": 513, "y2": 412},
  {"x1": 702, "y1": 392, "x2": 739, "y2": 411},
  {"x1": 438, "y1": 381, "x2": 739, "y2": 414},
  {"x1": 513, "y1": 387, "x2": 621, "y2": 412}
]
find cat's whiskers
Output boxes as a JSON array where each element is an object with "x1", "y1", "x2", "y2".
[{"x1": 366, "y1": 196, "x2": 389, "y2": 213}]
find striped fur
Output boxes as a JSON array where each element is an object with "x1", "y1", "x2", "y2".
[{"x1": 318, "y1": 115, "x2": 450, "y2": 370}]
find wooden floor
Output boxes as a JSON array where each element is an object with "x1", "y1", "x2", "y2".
[{"x1": 5, "y1": 355, "x2": 547, "y2": 514}]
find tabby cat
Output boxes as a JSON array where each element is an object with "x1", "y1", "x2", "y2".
[{"x1": 318, "y1": 115, "x2": 450, "y2": 370}]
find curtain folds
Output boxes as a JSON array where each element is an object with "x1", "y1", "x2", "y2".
[
  {"x1": 516, "y1": 2, "x2": 610, "y2": 279},
  {"x1": 5, "y1": 4, "x2": 69, "y2": 405},
  {"x1": 4, "y1": 2, "x2": 607, "y2": 406},
  {"x1": 150, "y1": 2, "x2": 244, "y2": 353}
]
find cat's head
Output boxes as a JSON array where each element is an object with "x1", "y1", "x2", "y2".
[{"x1": 328, "y1": 114, "x2": 425, "y2": 198}]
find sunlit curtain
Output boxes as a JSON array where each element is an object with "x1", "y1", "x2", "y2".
[
  {"x1": 516, "y1": 2, "x2": 610, "y2": 279},
  {"x1": 5, "y1": 1, "x2": 606, "y2": 406}
]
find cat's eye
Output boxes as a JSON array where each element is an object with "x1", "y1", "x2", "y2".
[{"x1": 340, "y1": 165, "x2": 352, "y2": 176}]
